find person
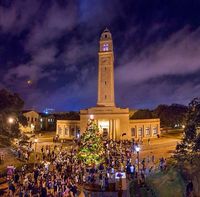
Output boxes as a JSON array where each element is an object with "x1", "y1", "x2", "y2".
[
  {"x1": 147, "y1": 138, "x2": 150, "y2": 145},
  {"x1": 186, "y1": 180, "x2": 193, "y2": 197},
  {"x1": 8, "y1": 180, "x2": 16, "y2": 196},
  {"x1": 14, "y1": 171, "x2": 19, "y2": 184},
  {"x1": 130, "y1": 164, "x2": 135, "y2": 179},
  {"x1": 41, "y1": 183, "x2": 47, "y2": 197}
]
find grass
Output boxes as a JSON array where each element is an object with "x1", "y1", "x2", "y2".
[
  {"x1": 0, "y1": 135, "x2": 10, "y2": 148},
  {"x1": 161, "y1": 129, "x2": 183, "y2": 139},
  {"x1": 147, "y1": 168, "x2": 185, "y2": 197}
]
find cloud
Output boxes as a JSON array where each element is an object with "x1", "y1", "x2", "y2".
[
  {"x1": 2, "y1": 1, "x2": 78, "y2": 85},
  {"x1": 25, "y1": 1, "x2": 77, "y2": 52},
  {"x1": 116, "y1": 77, "x2": 200, "y2": 109},
  {"x1": 116, "y1": 26, "x2": 200, "y2": 84},
  {"x1": 25, "y1": 76, "x2": 97, "y2": 111},
  {"x1": 0, "y1": 1, "x2": 40, "y2": 33},
  {"x1": 2, "y1": 0, "x2": 200, "y2": 111},
  {"x1": 4, "y1": 45, "x2": 58, "y2": 84}
]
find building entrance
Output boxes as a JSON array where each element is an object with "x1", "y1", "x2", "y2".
[{"x1": 98, "y1": 120, "x2": 109, "y2": 139}]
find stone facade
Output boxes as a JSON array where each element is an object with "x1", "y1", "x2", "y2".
[
  {"x1": 56, "y1": 120, "x2": 80, "y2": 139},
  {"x1": 22, "y1": 110, "x2": 41, "y2": 132},
  {"x1": 56, "y1": 29, "x2": 160, "y2": 140}
]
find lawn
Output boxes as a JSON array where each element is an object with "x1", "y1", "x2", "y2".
[
  {"x1": 0, "y1": 135, "x2": 10, "y2": 148},
  {"x1": 161, "y1": 129, "x2": 183, "y2": 139},
  {"x1": 147, "y1": 167, "x2": 185, "y2": 197}
]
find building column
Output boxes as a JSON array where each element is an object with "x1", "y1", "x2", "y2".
[
  {"x1": 135, "y1": 125, "x2": 138, "y2": 139},
  {"x1": 113, "y1": 120, "x2": 116, "y2": 140},
  {"x1": 143, "y1": 125, "x2": 145, "y2": 138},
  {"x1": 150, "y1": 124, "x2": 152, "y2": 137},
  {"x1": 112, "y1": 119, "x2": 114, "y2": 139},
  {"x1": 109, "y1": 120, "x2": 111, "y2": 139}
]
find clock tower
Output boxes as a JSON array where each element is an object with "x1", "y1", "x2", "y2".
[{"x1": 97, "y1": 28, "x2": 115, "y2": 107}]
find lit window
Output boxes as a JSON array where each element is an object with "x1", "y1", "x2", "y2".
[
  {"x1": 146, "y1": 127, "x2": 150, "y2": 135},
  {"x1": 58, "y1": 126, "x2": 62, "y2": 135},
  {"x1": 65, "y1": 127, "x2": 69, "y2": 136},
  {"x1": 153, "y1": 127, "x2": 157, "y2": 135},
  {"x1": 40, "y1": 118, "x2": 43, "y2": 122},
  {"x1": 138, "y1": 127, "x2": 143, "y2": 136},
  {"x1": 131, "y1": 128, "x2": 135, "y2": 136},
  {"x1": 103, "y1": 43, "x2": 109, "y2": 51}
]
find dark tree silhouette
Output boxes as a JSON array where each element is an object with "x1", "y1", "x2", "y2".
[
  {"x1": 0, "y1": 89, "x2": 25, "y2": 137},
  {"x1": 176, "y1": 98, "x2": 200, "y2": 161}
]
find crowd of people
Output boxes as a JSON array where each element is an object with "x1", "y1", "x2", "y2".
[{"x1": 2, "y1": 138, "x2": 166, "y2": 196}]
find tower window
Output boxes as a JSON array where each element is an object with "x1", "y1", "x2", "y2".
[
  {"x1": 103, "y1": 43, "x2": 109, "y2": 51},
  {"x1": 105, "y1": 95, "x2": 107, "y2": 99},
  {"x1": 105, "y1": 34, "x2": 107, "y2": 38},
  {"x1": 105, "y1": 81, "x2": 106, "y2": 85}
]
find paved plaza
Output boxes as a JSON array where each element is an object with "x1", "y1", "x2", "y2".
[{"x1": 0, "y1": 130, "x2": 181, "y2": 196}]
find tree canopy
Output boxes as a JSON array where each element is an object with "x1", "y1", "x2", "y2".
[
  {"x1": 130, "y1": 109, "x2": 153, "y2": 119},
  {"x1": 0, "y1": 89, "x2": 26, "y2": 137},
  {"x1": 176, "y1": 98, "x2": 200, "y2": 161},
  {"x1": 154, "y1": 104, "x2": 188, "y2": 127},
  {"x1": 130, "y1": 104, "x2": 188, "y2": 128}
]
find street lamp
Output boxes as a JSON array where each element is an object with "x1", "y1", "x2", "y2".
[
  {"x1": 8, "y1": 117, "x2": 14, "y2": 134},
  {"x1": 90, "y1": 114, "x2": 94, "y2": 120},
  {"x1": 34, "y1": 138, "x2": 38, "y2": 168},
  {"x1": 135, "y1": 146, "x2": 140, "y2": 184},
  {"x1": 8, "y1": 117, "x2": 14, "y2": 124}
]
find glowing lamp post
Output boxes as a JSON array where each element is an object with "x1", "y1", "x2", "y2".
[
  {"x1": 8, "y1": 117, "x2": 14, "y2": 134},
  {"x1": 135, "y1": 146, "x2": 140, "y2": 184},
  {"x1": 34, "y1": 138, "x2": 38, "y2": 168},
  {"x1": 90, "y1": 114, "x2": 94, "y2": 120},
  {"x1": 8, "y1": 117, "x2": 14, "y2": 124}
]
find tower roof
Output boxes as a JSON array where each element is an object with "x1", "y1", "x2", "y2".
[
  {"x1": 103, "y1": 27, "x2": 110, "y2": 33},
  {"x1": 100, "y1": 28, "x2": 112, "y2": 40}
]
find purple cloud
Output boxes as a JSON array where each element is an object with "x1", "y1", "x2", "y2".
[{"x1": 116, "y1": 26, "x2": 200, "y2": 84}]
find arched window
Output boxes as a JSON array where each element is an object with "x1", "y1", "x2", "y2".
[{"x1": 103, "y1": 43, "x2": 109, "y2": 51}]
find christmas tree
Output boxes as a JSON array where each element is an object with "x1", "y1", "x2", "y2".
[{"x1": 77, "y1": 118, "x2": 105, "y2": 166}]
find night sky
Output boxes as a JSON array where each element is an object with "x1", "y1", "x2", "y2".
[{"x1": 1, "y1": 0, "x2": 200, "y2": 111}]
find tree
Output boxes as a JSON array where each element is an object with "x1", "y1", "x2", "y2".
[
  {"x1": 131, "y1": 109, "x2": 153, "y2": 119},
  {"x1": 77, "y1": 119, "x2": 105, "y2": 166},
  {"x1": 0, "y1": 89, "x2": 24, "y2": 113},
  {"x1": 0, "y1": 89, "x2": 25, "y2": 137},
  {"x1": 175, "y1": 98, "x2": 200, "y2": 161},
  {"x1": 153, "y1": 104, "x2": 188, "y2": 127}
]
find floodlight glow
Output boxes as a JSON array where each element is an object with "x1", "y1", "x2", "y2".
[
  {"x1": 135, "y1": 146, "x2": 140, "y2": 152},
  {"x1": 90, "y1": 115, "x2": 94, "y2": 119},
  {"x1": 34, "y1": 138, "x2": 38, "y2": 143},
  {"x1": 8, "y1": 117, "x2": 14, "y2": 124}
]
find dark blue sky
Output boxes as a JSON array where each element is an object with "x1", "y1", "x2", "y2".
[{"x1": 1, "y1": 0, "x2": 200, "y2": 111}]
